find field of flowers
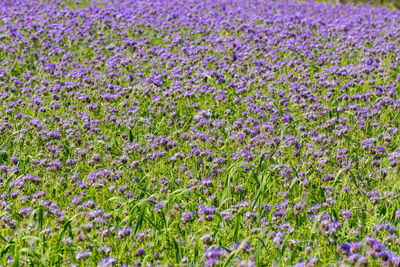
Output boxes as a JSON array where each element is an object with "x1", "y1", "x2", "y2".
[{"x1": 1, "y1": 0, "x2": 400, "y2": 266}]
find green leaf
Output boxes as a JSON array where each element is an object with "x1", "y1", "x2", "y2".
[
  {"x1": 223, "y1": 236, "x2": 252, "y2": 267},
  {"x1": 172, "y1": 237, "x2": 181, "y2": 262},
  {"x1": 12, "y1": 249, "x2": 20, "y2": 267},
  {"x1": 129, "y1": 129, "x2": 134, "y2": 142},
  {"x1": 233, "y1": 213, "x2": 241, "y2": 242},
  {"x1": 133, "y1": 201, "x2": 148, "y2": 234}
]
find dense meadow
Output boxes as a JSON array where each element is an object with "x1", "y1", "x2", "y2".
[{"x1": 1, "y1": 0, "x2": 400, "y2": 266}]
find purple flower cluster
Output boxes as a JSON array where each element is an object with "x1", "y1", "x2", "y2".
[{"x1": 0, "y1": 0, "x2": 400, "y2": 265}]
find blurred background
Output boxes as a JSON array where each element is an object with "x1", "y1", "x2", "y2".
[{"x1": 323, "y1": 0, "x2": 400, "y2": 9}]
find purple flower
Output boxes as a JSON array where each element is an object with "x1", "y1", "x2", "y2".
[
  {"x1": 98, "y1": 257, "x2": 117, "y2": 267},
  {"x1": 204, "y1": 247, "x2": 226, "y2": 267},
  {"x1": 75, "y1": 251, "x2": 91, "y2": 261},
  {"x1": 136, "y1": 248, "x2": 145, "y2": 256},
  {"x1": 181, "y1": 212, "x2": 192, "y2": 223},
  {"x1": 154, "y1": 202, "x2": 164, "y2": 212},
  {"x1": 117, "y1": 227, "x2": 131, "y2": 240}
]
